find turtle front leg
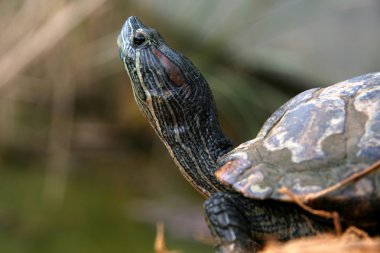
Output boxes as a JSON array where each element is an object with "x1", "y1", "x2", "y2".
[
  {"x1": 204, "y1": 192, "x2": 259, "y2": 253},
  {"x1": 204, "y1": 192, "x2": 332, "y2": 253}
]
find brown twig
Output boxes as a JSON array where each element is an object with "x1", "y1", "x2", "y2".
[
  {"x1": 278, "y1": 159, "x2": 380, "y2": 235},
  {"x1": 302, "y1": 159, "x2": 380, "y2": 202},
  {"x1": 343, "y1": 226, "x2": 369, "y2": 240},
  {"x1": 278, "y1": 187, "x2": 342, "y2": 235}
]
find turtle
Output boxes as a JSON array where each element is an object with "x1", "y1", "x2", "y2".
[{"x1": 117, "y1": 16, "x2": 380, "y2": 253}]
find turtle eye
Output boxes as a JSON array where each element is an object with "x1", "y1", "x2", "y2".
[{"x1": 133, "y1": 32, "x2": 146, "y2": 45}]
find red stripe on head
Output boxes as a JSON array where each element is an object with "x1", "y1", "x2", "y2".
[{"x1": 152, "y1": 48, "x2": 185, "y2": 86}]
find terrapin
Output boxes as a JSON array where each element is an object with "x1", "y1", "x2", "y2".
[{"x1": 118, "y1": 16, "x2": 380, "y2": 253}]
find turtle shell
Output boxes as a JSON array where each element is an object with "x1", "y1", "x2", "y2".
[{"x1": 215, "y1": 72, "x2": 380, "y2": 227}]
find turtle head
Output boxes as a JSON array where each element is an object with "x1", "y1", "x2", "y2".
[
  {"x1": 118, "y1": 17, "x2": 232, "y2": 196},
  {"x1": 118, "y1": 16, "x2": 216, "y2": 139}
]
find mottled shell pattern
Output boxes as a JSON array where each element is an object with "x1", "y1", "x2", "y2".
[{"x1": 215, "y1": 73, "x2": 380, "y2": 220}]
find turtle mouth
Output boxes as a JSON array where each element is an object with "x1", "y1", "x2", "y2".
[{"x1": 125, "y1": 16, "x2": 148, "y2": 32}]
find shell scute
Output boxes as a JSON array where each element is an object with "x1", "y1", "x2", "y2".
[
  {"x1": 216, "y1": 158, "x2": 252, "y2": 186},
  {"x1": 263, "y1": 96, "x2": 346, "y2": 163},
  {"x1": 354, "y1": 86, "x2": 380, "y2": 160},
  {"x1": 257, "y1": 88, "x2": 319, "y2": 139}
]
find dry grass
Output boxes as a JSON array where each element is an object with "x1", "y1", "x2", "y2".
[
  {"x1": 261, "y1": 233, "x2": 380, "y2": 253},
  {"x1": 0, "y1": 0, "x2": 106, "y2": 93},
  {"x1": 153, "y1": 221, "x2": 380, "y2": 253},
  {"x1": 154, "y1": 222, "x2": 182, "y2": 253}
]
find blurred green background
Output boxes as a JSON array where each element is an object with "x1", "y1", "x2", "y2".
[{"x1": 0, "y1": 0, "x2": 379, "y2": 252}]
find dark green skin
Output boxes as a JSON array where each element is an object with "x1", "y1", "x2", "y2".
[{"x1": 118, "y1": 17, "x2": 380, "y2": 253}]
